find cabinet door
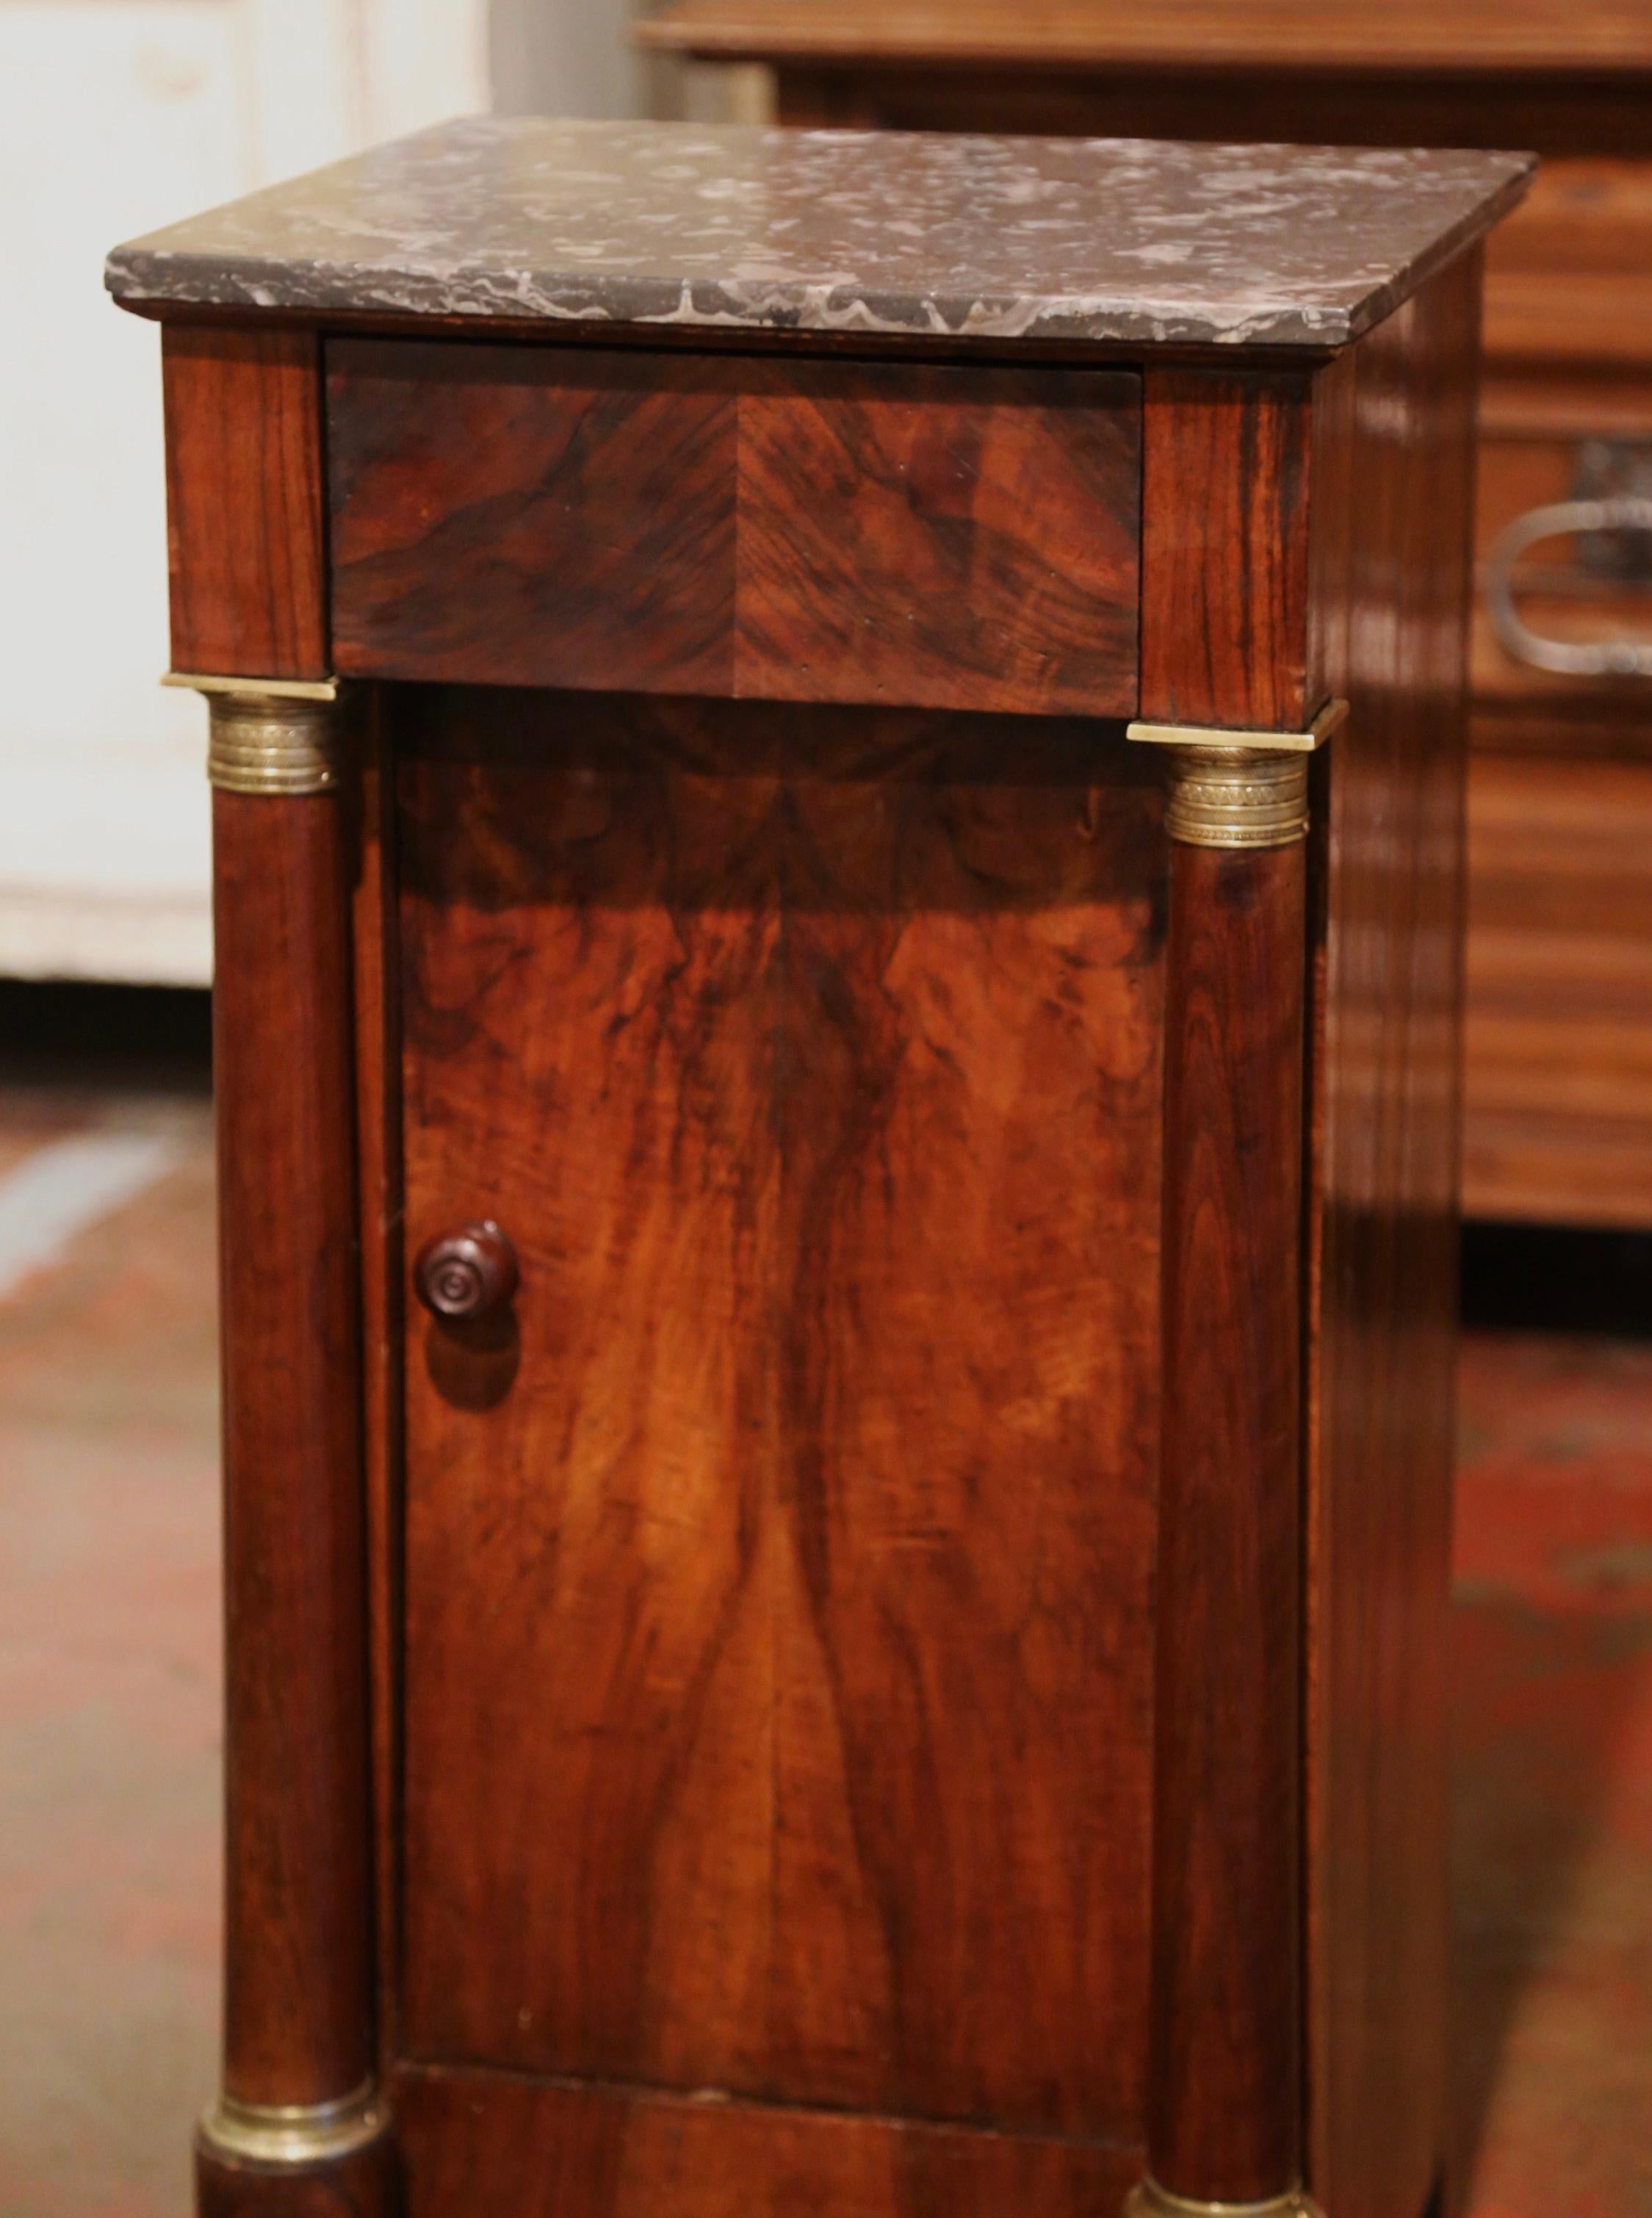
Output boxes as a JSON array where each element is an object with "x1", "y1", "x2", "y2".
[{"x1": 395, "y1": 684, "x2": 1164, "y2": 2145}]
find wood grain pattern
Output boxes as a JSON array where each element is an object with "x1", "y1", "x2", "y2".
[
  {"x1": 328, "y1": 344, "x2": 737, "y2": 696},
  {"x1": 1302, "y1": 253, "x2": 1479, "y2": 2218},
  {"x1": 212, "y1": 787, "x2": 374, "y2": 2107},
  {"x1": 735, "y1": 364, "x2": 1139, "y2": 714},
  {"x1": 1141, "y1": 369, "x2": 1313, "y2": 731},
  {"x1": 162, "y1": 325, "x2": 329, "y2": 678},
  {"x1": 638, "y1": 0, "x2": 1652, "y2": 73},
  {"x1": 393, "y1": 685, "x2": 1165, "y2": 2139},
  {"x1": 764, "y1": 62, "x2": 1652, "y2": 162},
  {"x1": 1462, "y1": 748, "x2": 1652, "y2": 1228},
  {"x1": 328, "y1": 347, "x2": 1141, "y2": 716},
  {"x1": 393, "y1": 2064, "x2": 1141, "y2": 2218},
  {"x1": 1148, "y1": 839, "x2": 1307, "y2": 2203}
]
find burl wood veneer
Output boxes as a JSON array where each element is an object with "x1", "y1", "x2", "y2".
[{"x1": 108, "y1": 119, "x2": 1526, "y2": 2218}]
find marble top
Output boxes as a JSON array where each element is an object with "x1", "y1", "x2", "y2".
[{"x1": 106, "y1": 118, "x2": 1532, "y2": 351}]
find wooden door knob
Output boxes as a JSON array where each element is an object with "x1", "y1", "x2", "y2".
[{"x1": 414, "y1": 1222, "x2": 519, "y2": 1321}]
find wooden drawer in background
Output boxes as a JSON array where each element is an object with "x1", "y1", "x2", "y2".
[
  {"x1": 1473, "y1": 427, "x2": 1652, "y2": 729},
  {"x1": 1466, "y1": 230, "x2": 1652, "y2": 1223},
  {"x1": 1464, "y1": 747, "x2": 1652, "y2": 1226}
]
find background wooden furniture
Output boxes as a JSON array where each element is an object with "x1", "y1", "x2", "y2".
[
  {"x1": 641, "y1": 0, "x2": 1652, "y2": 1231},
  {"x1": 109, "y1": 119, "x2": 1524, "y2": 2218}
]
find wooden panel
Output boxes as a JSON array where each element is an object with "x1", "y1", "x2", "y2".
[
  {"x1": 735, "y1": 364, "x2": 1139, "y2": 714},
  {"x1": 393, "y1": 2065, "x2": 1141, "y2": 2218},
  {"x1": 1303, "y1": 253, "x2": 1480, "y2": 2218},
  {"x1": 1482, "y1": 158, "x2": 1652, "y2": 375},
  {"x1": 1141, "y1": 368, "x2": 1313, "y2": 731},
  {"x1": 328, "y1": 345, "x2": 738, "y2": 697},
  {"x1": 162, "y1": 325, "x2": 328, "y2": 678},
  {"x1": 1463, "y1": 749, "x2": 1652, "y2": 1227},
  {"x1": 1149, "y1": 841, "x2": 1307, "y2": 2203},
  {"x1": 637, "y1": 0, "x2": 1652, "y2": 73},
  {"x1": 328, "y1": 346, "x2": 1141, "y2": 716},
  {"x1": 1487, "y1": 156, "x2": 1652, "y2": 278},
  {"x1": 395, "y1": 686, "x2": 1164, "y2": 2137},
  {"x1": 768, "y1": 65, "x2": 1652, "y2": 160}
]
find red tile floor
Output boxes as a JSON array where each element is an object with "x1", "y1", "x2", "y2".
[{"x1": 0, "y1": 1020, "x2": 1647, "y2": 2216}]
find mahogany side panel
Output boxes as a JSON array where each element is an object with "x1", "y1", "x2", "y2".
[
  {"x1": 1141, "y1": 367, "x2": 1313, "y2": 731},
  {"x1": 735, "y1": 364, "x2": 1140, "y2": 713},
  {"x1": 1303, "y1": 252, "x2": 1481, "y2": 2218},
  {"x1": 162, "y1": 325, "x2": 329, "y2": 677},
  {"x1": 392, "y1": 2064, "x2": 1141, "y2": 2218},
  {"x1": 1147, "y1": 838, "x2": 1308, "y2": 2203},
  {"x1": 212, "y1": 788, "x2": 373, "y2": 2106},
  {"x1": 328, "y1": 342, "x2": 738, "y2": 696},
  {"x1": 393, "y1": 687, "x2": 1164, "y2": 2139}
]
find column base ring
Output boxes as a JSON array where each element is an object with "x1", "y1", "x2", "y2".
[
  {"x1": 198, "y1": 2080, "x2": 387, "y2": 2167},
  {"x1": 1125, "y1": 2181, "x2": 1324, "y2": 2218}
]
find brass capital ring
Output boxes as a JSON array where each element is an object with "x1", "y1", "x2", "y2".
[
  {"x1": 198, "y1": 2080, "x2": 386, "y2": 2167},
  {"x1": 205, "y1": 692, "x2": 343, "y2": 796},
  {"x1": 1125, "y1": 696, "x2": 1345, "y2": 850},
  {"x1": 162, "y1": 672, "x2": 345, "y2": 796},
  {"x1": 1163, "y1": 747, "x2": 1310, "y2": 850}
]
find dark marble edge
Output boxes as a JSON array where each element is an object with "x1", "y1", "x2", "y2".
[{"x1": 105, "y1": 163, "x2": 1533, "y2": 354}]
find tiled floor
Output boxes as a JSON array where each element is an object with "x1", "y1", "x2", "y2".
[
  {"x1": 0, "y1": 1054, "x2": 1647, "y2": 2217},
  {"x1": 1453, "y1": 1336, "x2": 1652, "y2": 2216},
  {"x1": 0, "y1": 1074, "x2": 218, "y2": 2218}
]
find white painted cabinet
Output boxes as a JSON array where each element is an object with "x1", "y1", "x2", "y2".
[{"x1": 0, "y1": 0, "x2": 488, "y2": 983}]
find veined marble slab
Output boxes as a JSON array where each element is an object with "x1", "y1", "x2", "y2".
[{"x1": 107, "y1": 116, "x2": 1531, "y2": 350}]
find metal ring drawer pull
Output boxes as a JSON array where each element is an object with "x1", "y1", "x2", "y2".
[{"x1": 1485, "y1": 496, "x2": 1652, "y2": 679}]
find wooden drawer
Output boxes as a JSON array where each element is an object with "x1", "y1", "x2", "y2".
[
  {"x1": 1463, "y1": 749, "x2": 1652, "y2": 1225},
  {"x1": 328, "y1": 343, "x2": 1141, "y2": 716},
  {"x1": 1472, "y1": 428, "x2": 1652, "y2": 730}
]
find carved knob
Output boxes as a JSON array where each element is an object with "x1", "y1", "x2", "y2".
[{"x1": 414, "y1": 1222, "x2": 519, "y2": 1322}]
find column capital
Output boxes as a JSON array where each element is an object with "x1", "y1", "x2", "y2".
[
  {"x1": 163, "y1": 672, "x2": 345, "y2": 796},
  {"x1": 1126, "y1": 698, "x2": 1346, "y2": 851}
]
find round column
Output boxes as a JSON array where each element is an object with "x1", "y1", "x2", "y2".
[{"x1": 191, "y1": 684, "x2": 393, "y2": 2217}]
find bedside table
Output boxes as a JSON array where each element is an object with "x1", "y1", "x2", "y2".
[{"x1": 108, "y1": 120, "x2": 1526, "y2": 2218}]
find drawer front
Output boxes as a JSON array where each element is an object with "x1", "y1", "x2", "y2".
[
  {"x1": 1474, "y1": 429, "x2": 1652, "y2": 730},
  {"x1": 328, "y1": 342, "x2": 1141, "y2": 716},
  {"x1": 394, "y1": 685, "x2": 1163, "y2": 2131},
  {"x1": 1463, "y1": 749, "x2": 1652, "y2": 1227}
]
